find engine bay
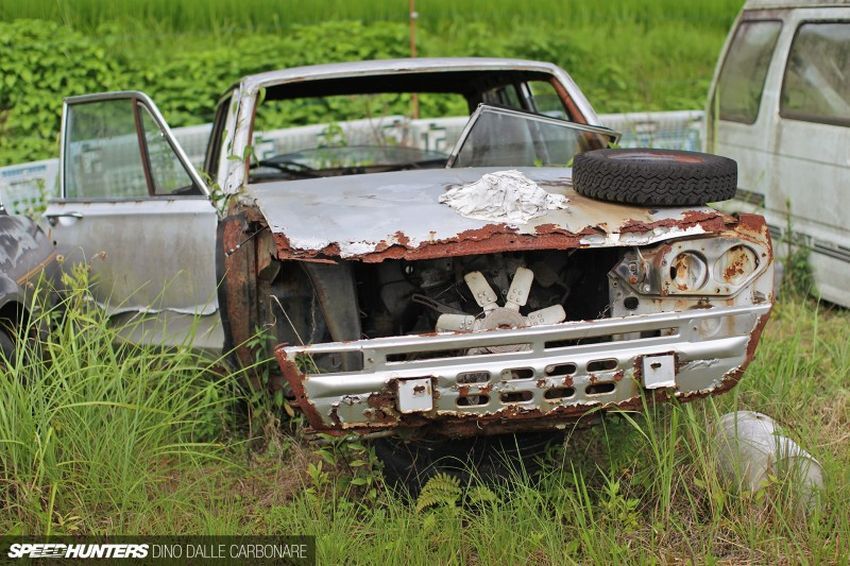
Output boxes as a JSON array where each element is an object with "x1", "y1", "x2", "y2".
[{"x1": 355, "y1": 249, "x2": 619, "y2": 339}]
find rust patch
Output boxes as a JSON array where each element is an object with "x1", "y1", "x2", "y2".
[
  {"x1": 219, "y1": 213, "x2": 261, "y2": 374},
  {"x1": 619, "y1": 209, "x2": 733, "y2": 235},
  {"x1": 272, "y1": 208, "x2": 742, "y2": 264},
  {"x1": 275, "y1": 347, "x2": 326, "y2": 431}
]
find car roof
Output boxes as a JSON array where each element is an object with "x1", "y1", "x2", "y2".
[
  {"x1": 743, "y1": 0, "x2": 849, "y2": 9},
  {"x1": 237, "y1": 57, "x2": 562, "y2": 94}
]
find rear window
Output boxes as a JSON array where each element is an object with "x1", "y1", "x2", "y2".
[
  {"x1": 781, "y1": 22, "x2": 850, "y2": 127},
  {"x1": 716, "y1": 20, "x2": 782, "y2": 124}
]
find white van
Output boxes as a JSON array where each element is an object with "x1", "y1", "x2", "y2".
[{"x1": 705, "y1": 0, "x2": 849, "y2": 307}]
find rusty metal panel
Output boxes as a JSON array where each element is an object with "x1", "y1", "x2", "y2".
[
  {"x1": 275, "y1": 303, "x2": 771, "y2": 435},
  {"x1": 246, "y1": 167, "x2": 735, "y2": 263}
]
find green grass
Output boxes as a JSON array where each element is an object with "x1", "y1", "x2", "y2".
[
  {"x1": 0, "y1": 2, "x2": 745, "y2": 165},
  {"x1": 0, "y1": 0, "x2": 744, "y2": 34},
  {"x1": 0, "y1": 266, "x2": 237, "y2": 535},
  {"x1": 1, "y1": 266, "x2": 848, "y2": 562}
]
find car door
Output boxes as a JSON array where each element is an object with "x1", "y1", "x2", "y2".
[{"x1": 43, "y1": 91, "x2": 223, "y2": 351}]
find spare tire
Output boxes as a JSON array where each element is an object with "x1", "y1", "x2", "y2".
[{"x1": 572, "y1": 148, "x2": 737, "y2": 206}]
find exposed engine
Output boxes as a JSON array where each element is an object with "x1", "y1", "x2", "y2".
[{"x1": 355, "y1": 249, "x2": 619, "y2": 340}]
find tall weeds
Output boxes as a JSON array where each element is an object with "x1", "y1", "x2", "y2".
[{"x1": 0, "y1": 265, "x2": 235, "y2": 534}]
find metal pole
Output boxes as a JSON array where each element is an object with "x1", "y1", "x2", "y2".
[{"x1": 409, "y1": 0, "x2": 419, "y2": 119}]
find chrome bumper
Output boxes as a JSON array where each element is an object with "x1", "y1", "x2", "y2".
[{"x1": 276, "y1": 303, "x2": 771, "y2": 434}]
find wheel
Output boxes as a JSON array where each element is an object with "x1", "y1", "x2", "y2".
[
  {"x1": 373, "y1": 431, "x2": 562, "y2": 497},
  {"x1": 572, "y1": 148, "x2": 737, "y2": 206},
  {"x1": 0, "y1": 328, "x2": 15, "y2": 366}
]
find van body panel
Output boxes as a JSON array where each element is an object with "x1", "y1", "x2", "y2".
[{"x1": 707, "y1": 3, "x2": 850, "y2": 307}]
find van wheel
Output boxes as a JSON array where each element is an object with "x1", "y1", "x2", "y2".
[
  {"x1": 572, "y1": 148, "x2": 737, "y2": 206},
  {"x1": 373, "y1": 432, "x2": 562, "y2": 498}
]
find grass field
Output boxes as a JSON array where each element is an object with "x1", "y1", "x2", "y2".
[
  {"x1": 0, "y1": 0, "x2": 744, "y2": 33},
  {"x1": 0, "y1": 1, "x2": 745, "y2": 165},
  {"x1": 1, "y1": 268, "x2": 848, "y2": 563}
]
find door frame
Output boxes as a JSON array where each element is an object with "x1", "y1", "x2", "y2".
[{"x1": 58, "y1": 90, "x2": 211, "y2": 200}]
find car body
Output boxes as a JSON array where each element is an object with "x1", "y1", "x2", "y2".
[
  {"x1": 705, "y1": 0, "x2": 849, "y2": 307},
  {"x1": 44, "y1": 58, "x2": 774, "y2": 437},
  {"x1": 0, "y1": 202, "x2": 58, "y2": 357}
]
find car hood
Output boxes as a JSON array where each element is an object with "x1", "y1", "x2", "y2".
[{"x1": 243, "y1": 167, "x2": 734, "y2": 262}]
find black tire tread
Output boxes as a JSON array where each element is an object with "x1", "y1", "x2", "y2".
[{"x1": 572, "y1": 149, "x2": 737, "y2": 206}]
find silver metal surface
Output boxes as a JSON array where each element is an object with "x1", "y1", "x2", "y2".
[
  {"x1": 283, "y1": 303, "x2": 770, "y2": 430},
  {"x1": 642, "y1": 354, "x2": 677, "y2": 389},
  {"x1": 43, "y1": 198, "x2": 221, "y2": 329},
  {"x1": 246, "y1": 167, "x2": 726, "y2": 260},
  {"x1": 706, "y1": 5, "x2": 850, "y2": 307},
  {"x1": 396, "y1": 378, "x2": 434, "y2": 414}
]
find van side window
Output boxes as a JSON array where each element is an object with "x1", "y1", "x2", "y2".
[
  {"x1": 781, "y1": 22, "x2": 850, "y2": 127},
  {"x1": 716, "y1": 20, "x2": 782, "y2": 124}
]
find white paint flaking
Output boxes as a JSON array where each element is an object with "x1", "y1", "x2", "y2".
[{"x1": 439, "y1": 170, "x2": 568, "y2": 224}]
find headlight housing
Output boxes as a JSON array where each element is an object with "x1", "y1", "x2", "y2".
[{"x1": 611, "y1": 237, "x2": 765, "y2": 297}]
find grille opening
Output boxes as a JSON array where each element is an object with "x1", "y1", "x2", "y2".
[
  {"x1": 586, "y1": 382, "x2": 616, "y2": 395},
  {"x1": 545, "y1": 362, "x2": 577, "y2": 376},
  {"x1": 457, "y1": 394, "x2": 489, "y2": 407},
  {"x1": 457, "y1": 371, "x2": 490, "y2": 384},
  {"x1": 545, "y1": 335, "x2": 611, "y2": 349},
  {"x1": 386, "y1": 349, "x2": 465, "y2": 363},
  {"x1": 386, "y1": 345, "x2": 530, "y2": 363},
  {"x1": 500, "y1": 391, "x2": 533, "y2": 403},
  {"x1": 302, "y1": 351, "x2": 364, "y2": 372},
  {"x1": 544, "y1": 387, "x2": 576, "y2": 400},
  {"x1": 640, "y1": 327, "x2": 678, "y2": 339},
  {"x1": 500, "y1": 367, "x2": 534, "y2": 380},
  {"x1": 587, "y1": 358, "x2": 618, "y2": 372}
]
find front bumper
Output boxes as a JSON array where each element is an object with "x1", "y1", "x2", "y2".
[{"x1": 275, "y1": 303, "x2": 771, "y2": 436}]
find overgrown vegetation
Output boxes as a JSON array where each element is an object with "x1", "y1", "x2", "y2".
[
  {"x1": 0, "y1": 2, "x2": 743, "y2": 165},
  {"x1": 1, "y1": 265, "x2": 847, "y2": 561},
  {"x1": 0, "y1": 267, "x2": 236, "y2": 534}
]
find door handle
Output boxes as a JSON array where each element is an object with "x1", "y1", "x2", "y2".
[{"x1": 45, "y1": 211, "x2": 83, "y2": 225}]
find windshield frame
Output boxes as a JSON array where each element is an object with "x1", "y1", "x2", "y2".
[{"x1": 445, "y1": 104, "x2": 621, "y2": 168}]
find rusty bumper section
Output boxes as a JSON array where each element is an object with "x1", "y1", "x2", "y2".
[{"x1": 275, "y1": 303, "x2": 771, "y2": 437}]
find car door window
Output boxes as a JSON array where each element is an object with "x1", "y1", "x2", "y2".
[
  {"x1": 64, "y1": 99, "x2": 150, "y2": 199},
  {"x1": 716, "y1": 20, "x2": 782, "y2": 124},
  {"x1": 781, "y1": 22, "x2": 850, "y2": 127},
  {"x1": 63, "y1": 95, "x2": 204, "y2": 200},
  {"x1": 139, "y1": 105, "x2": 198, "y2": 195}
]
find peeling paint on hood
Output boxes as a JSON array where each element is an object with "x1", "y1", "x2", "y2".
[{"x1": 243, "y1": 167, "x2": 735, "y2": 262}]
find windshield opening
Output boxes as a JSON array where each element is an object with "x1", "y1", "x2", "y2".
[{"x1": 249, "y1": 93, "x2": 469, "y2": 182}]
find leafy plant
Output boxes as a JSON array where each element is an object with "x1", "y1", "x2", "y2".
[{"x1": 415, "y1": 472, "x2": 461, "y2": 512}]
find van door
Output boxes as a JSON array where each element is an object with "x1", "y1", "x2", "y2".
[
  {"x1": 44, "y1": 92, "x2": 223, "y2": 350},
  {"x1": 772, "y1": 16, "x2": 850, "y2": 306}
]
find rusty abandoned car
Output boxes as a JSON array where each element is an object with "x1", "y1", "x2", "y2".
[{"x1": 45, "y1": 58, "x2": 774, "y2": 485}]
